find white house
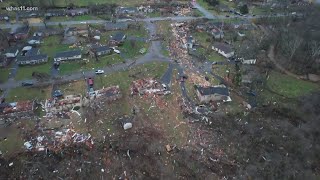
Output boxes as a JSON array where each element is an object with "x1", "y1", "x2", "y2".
[{"x1": 212, "y1": 42, "x2": 234, "y2": 58}]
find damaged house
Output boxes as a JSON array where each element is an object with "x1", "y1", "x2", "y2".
[
  {"x1": 66, "y1": 8, "x2": 89, "y2": 16},
  {"x1": 89, "y1": 86, "x2": 122, "y2": 101},
  {"x1": 210, "y1": 27, "x2": 224, "y2": 39},
  {"x1": 195, "y1": 85, "x2": 231, "y2": 103},
  {"x1": 212, "y1": 42, "x2": 234, "y2": 58},
  {"x1": 90, "y1": 45, "x2": 112, "y2": 57},
  {"x1": 0, "y1": 101, "x2": 35, "y2": 120},
  {"x1": 12, "y1": 26, "x2": 30, "y2": 40},
  {"x1": 109, "y1": 32, "x2": 126, "y2": 46},
  {"x1": 45, "y1": 95, "x2": 82, "y2": 114},
  {"x1": 131, "y1": 78, "x2": 169, "y2": 96},
  {"x1": 54, "y1": 50, "x2": 82, "y2": 62},
  {"x1": 185, "y1": 36, "x2": 195, "y2": 49},
  {"x1": 116, "y1": 7, "x2": 138, "y2": 15}
]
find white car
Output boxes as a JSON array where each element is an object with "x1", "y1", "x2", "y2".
[
  {"x1": 80, "y1": 21, "x2": 87, "y2": 24},
  {"x1": 95, "y1": 70, "x2": 104, "y2": 74}
]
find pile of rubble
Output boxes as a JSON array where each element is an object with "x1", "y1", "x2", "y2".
[
  {"x1": 0, "y1": 100, "x2": 36, "y2": 121},
  {"x1": 45, "y1": 95, "x2": 82, "y2": 116},
  {"x1": 130, "y1": 78, "x2": 169, "y2": 96},
  {"x1": 89, "y1": 85, "x2": 122, "y2": 101},
  {"x1": 24, "y1": 128, "x2": 93, "y2": 152}
]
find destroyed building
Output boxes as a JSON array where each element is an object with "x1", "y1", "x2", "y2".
[
  {"x1": 89, "y1": 86, "x2": 122, "y2": 101},
  {"x1": 0, "y1": 101, "x2": 36, "y2": 120},
  {"x1": 131, "y1": 78, "x2": 169, "y2": 96},
  {"x1": 45, "y1": 95, "x2": 82, "y2": 115}
]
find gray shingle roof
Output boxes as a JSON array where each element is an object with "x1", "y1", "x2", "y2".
[
  {"x1": 54, "y1": 50, "x2": 81, "y2": 58},
  {"x1": 213, "y1": 42, "x2": 233, "y2": 54},
  {"x1": 92, "y1": 45, "x2": 109, "y2": 52},
  {"x1": 196, "y1": 86, "x2": 229, "y2": 96},
  {"x1": 17, "y1": 54, "x2": 48, "y2": 62}
]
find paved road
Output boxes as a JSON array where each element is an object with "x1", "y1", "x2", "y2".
[{"x1": 0, "y1": 12, "x2": 300, "y2": 30}]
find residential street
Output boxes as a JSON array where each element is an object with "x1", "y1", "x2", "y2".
[{"x1": 0, "y1": 2, "x2": 302, "y2": 97}]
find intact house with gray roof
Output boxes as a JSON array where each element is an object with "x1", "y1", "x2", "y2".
[
  {"x1": 195, "y1": 85, "x2": 231, "y2": 103},
  {"x1": 90, "y1": 46, "x2": 112, "y2": 57},
  {"x1": 109, "y1": 32, "x2": 126, "y2": 46},
  {"x1": 25, "y1": 48, "x2": 40, "y2": 56},
  {"x1": 212, "y1": 42, "x2": 234, "y2": 58},
  {"x1": 54, "y1": 50, "x2": 82, "y2": 62},
  {"x1": 17, "y1": 54, "x2": 48, "y2": 65}
]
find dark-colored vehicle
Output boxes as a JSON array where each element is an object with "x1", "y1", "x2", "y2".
[
  {"x1": 21, "y1": 81, "x2": 34, "y2": 86},
  {"x1": 88, "y1": 78, "x2": 94, "y2": 87},
  {"x1": 53, "y1": 90, "x2": 63, "y2": 98}
]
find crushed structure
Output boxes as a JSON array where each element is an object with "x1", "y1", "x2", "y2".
[
  {"x1": 131, "y1": 78, "x2": 169, "y2": 96},
  {"x1": 45, "y1": 95, "x2": 82, "y2": 115},
  {"x1": 88, "y1": 86, "x2": 122, "y2": 101},
  {"x1": 0, "y1": 101, "x2": 35, "y2": 120}
]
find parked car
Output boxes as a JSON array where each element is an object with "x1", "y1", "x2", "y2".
[
  {"x1": 87, "y1": 78, "x2": 94, "y2": 87},
  {"x1": 21, "y1": 81, "x2": 34, "y2": 86},
  {"x1": 95, "y1": 70, "x2": 104, "y2": 74}
]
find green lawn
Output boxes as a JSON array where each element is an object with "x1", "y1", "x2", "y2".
[
  {"x1": 15, "y1": 63, "x2": 52, "y2": 80},
  {"x1": 49, "y1": 15, "x2": 100, "y2": 22},
  {"x1": 147, "y1": 11, "x2": 162, "y2": 18},
  {"x1": 0, "y1": 68, "x2": 10, "y2": 83},
  {"x1": 267, "y1": 71, "x2": 319, "y2": 98},
  {"x1": 6, "y1": 86, "x2": 51, "y2": 102},
  {"x1": 95, "y1": 62, "x2": 168, "y2": 91},
  {"x1": 59, "y1": 54, "x2": 124, "y2": 75},
  {"x1": 40, "y1": 35, "x2": 71, "y2": 58},
  {"x1": 156, "y1": 21, "x2": 172, "y2": 57},
  {"x1": 193, "y1": 32, "x2": 212, "y2": 47},
  {"x1": 207, "y1": 51, "x2": 226, "y2": 62},
  {"x1": 119, "y1": 40, "x2": 149, "y2": 59}
]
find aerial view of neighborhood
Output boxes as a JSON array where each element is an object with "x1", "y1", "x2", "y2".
[{"x1": 0, "y1": 0, "x2": 319, "y2": 178}]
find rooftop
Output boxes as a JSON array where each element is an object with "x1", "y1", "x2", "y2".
[
  {"x1": 213, "y1": 42, "x2": 233, "y2": 53},
  {"x1": 17, "y1": 54, "x2": 48, "y2": 62},
  {"x1": 55, "y1": 50, "x2": 82, "y2": 58},
  {"x1": 91, "y1": 45, "x2": 110, "y2": 53},
  {"x1": 25, "y1": 48, "x2": 40, "y2": 56},
  {"x1": 196, "y1": 86, "x2": 229, "y2": 96},
  {"x1": 111, "y1": 32, "x2": 125, "y2": 41}
]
